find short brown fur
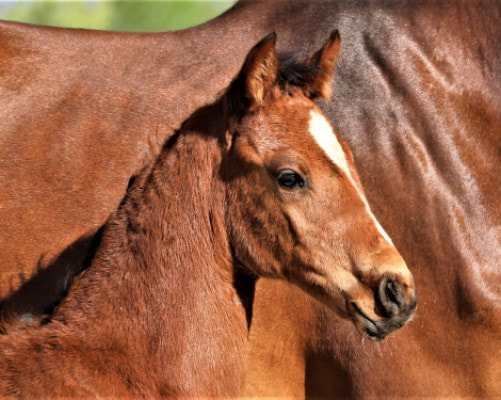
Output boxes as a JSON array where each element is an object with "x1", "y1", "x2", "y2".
[{"x1": 1, "y1": 1, "x2": 498, "y2": 398}]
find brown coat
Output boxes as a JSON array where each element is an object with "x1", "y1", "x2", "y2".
[{"x1": 0, "y1": 0, "x2": 499, "y2": 398}]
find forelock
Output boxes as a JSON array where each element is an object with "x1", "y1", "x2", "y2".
[{"x1": 277, "y1": 52, "x2": 320, "y2": 93}]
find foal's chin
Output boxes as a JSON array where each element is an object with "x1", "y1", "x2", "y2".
[
  {"x1": 307, "y1": 282, "x2": 417, "y2": 341},
  {"x1": 288, "y1": 274, "x2": 415, "y2": 340},
  {"x1": 347, "y1": 298, "x2": 417, "y2": 341}
]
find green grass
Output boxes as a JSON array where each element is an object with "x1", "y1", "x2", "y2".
[{"x1": 0, "y1": 1, "x2": 236, "y2": 31}]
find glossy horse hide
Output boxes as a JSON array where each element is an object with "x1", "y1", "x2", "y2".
[
  {"x1": 0, "y1": 0, "x2": 499, "y2": 398},
  {"x1": 0, "y1": 31, "x2": 416, "y2": 397}
]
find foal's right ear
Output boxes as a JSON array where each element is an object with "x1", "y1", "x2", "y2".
[
  {"x1": 228, "y1": 33, "x2": 278, "y2": 113},
  {"x1": 305, "y1": 30, "x2": 341, "y2": 99}
]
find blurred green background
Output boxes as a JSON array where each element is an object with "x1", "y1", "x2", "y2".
[{"x1": 0, "y1": 1, "x2": 237, "y2": 31}]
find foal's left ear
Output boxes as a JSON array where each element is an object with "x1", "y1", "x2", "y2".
[
  {"x1": 229, "y1": 32, "x2": 278, "y2": 112},
  {"x1": 305, "y1": 30, "x2": 341, "y2": 99}
]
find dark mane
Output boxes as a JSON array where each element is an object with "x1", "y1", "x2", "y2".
[{"x1": 277, "y1": 52, "x2": 320, "y2": 93}]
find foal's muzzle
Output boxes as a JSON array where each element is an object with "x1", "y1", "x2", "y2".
[{"x1": 350, "y1": 273, "x2": 417, "y2": 340}]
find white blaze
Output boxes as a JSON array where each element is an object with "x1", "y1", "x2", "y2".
[{"x1": 308, "y1": 110, "x2": 394, "y2": 245}]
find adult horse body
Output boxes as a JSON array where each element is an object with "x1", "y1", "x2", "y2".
[{"x1": 0, "y1": 0, "x2": 500, "y2": 398}]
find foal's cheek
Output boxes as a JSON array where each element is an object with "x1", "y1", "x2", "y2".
[{"x1": 284, "y1": 195, "x2": 319, "y2": 234}]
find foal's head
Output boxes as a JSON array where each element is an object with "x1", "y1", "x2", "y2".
[{"x1": 220, "y1": 32, "x2": 416, "y2": 339}]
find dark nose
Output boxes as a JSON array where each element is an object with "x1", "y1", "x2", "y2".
[{"x1": 377, "y1": 274, "x2": 416, "y2": 317}]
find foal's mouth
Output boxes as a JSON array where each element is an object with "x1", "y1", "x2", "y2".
[
  {"x1": 349, "y1": 301, "x2": 387, "y2": 340},
  {"x1": 349, "y1": 298, "x2": 417, "y2": 341}
]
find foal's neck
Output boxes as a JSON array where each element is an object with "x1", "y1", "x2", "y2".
[{"x1": 54, "y1": 107, "x2": 249, "y2": 395}]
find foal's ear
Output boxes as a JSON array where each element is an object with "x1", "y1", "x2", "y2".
[
  {"x1": 231, "y1": 32, "x2": 278, "y2": 112},
  {"x1": 306, "y1": 30, "x2": 341, "y2": 99}
]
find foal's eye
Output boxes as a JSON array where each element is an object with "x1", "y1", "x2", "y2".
[{"x1": 276, "y1": 170, "x2": 306, "y2": 190}]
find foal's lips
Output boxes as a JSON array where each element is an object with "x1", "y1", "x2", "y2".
[
  {"x1": 348, "y1": 297, "x2": 417, "y2": 341},
  {"x1": 349, "y1": 301, "x2": 387, "y2": 340}
]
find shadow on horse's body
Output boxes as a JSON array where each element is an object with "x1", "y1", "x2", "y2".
[{"x1": 0, "y1": 0, "x2": 500, "y2": 398}]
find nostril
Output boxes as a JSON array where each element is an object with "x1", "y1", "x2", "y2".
[
  {"x1": 385, "y1": 280, "x2": 404, "y2": 308},
  {"x1": 378, "y1": 277, "x2": 404, "y2": 317}
]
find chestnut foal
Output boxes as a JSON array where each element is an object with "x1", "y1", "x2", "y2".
[{"x1": 0, "y1": 32, "x2": 416, "y2": 398}]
